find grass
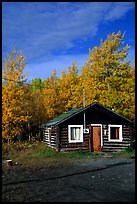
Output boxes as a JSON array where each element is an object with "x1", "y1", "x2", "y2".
[
  {"x1": 111, "y1": 147, "x2": 135, "y2": 159},
  {"x1": 2, "y1": 141, "x2": 135, "y2": 168}
]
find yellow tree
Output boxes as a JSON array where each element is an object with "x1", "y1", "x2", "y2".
[
  {"x1": 42, "y1": 63, "x2": 82, "y2": 121},
  {"x1": 119, "y1": 62, "x2": 135, "y2": 120},
  {"x1": 81, "y1": 61, "x2": 100, "y2": 106},
  {"x1": 43, "y1": 69, "x2": 62, "y2": 120},
  {"x1": 58, "y1": 62, "x2": 83, "y2": 111},
  {"x1": 2, "y1": 49, "x2": 30, "y2": 141},
  {"x1": 81, "y1": 31, "x2": 135, "y2": 120},
  {"x1": 29, "y1": 79, "x2": 47, "y2": 139}
]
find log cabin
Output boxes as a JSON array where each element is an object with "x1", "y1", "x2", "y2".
[{"x1": 41, "y1": 102, "x2": 135, "y2": 152}]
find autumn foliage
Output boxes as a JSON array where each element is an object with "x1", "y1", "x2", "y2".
[
  {"x1": 2, "y1": 49, "x2": 30, "y2": 141},
  {"x1": 2, "y1": 32, "x2": 135, "y2": 141}
]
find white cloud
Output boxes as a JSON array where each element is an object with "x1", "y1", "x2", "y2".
[
  {"x1": 104, "y1": 2, "x2": 134, "y2": 21},
  {"x1": 2, "y1": 2, "x2": 135, "y2": 81},
  {"x1": 2, "y1": 2, "x2": 134, "y2": 62}
]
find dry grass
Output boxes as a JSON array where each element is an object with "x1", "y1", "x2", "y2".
[{"x1": 2, "y1": 140, "x2": 135, "y2": 169}]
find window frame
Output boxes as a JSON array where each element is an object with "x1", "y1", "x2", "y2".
[
  {"x1": 108, "y1": 125, "x2": 123, "y2": 142},
  {"x1": 68, "y1": 125, "x2": 83, "y2": 143}
]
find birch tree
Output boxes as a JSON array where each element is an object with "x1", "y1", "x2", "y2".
[{"x1": 2, "y1": 49, "x2": 30, "y2": 141}]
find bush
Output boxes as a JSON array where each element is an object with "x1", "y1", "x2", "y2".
[{"x1": 2, "y1": 139, "x2": 40, "y2": 158}]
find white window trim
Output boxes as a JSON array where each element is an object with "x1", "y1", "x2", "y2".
[
  {"x1": 91, "y1": 124, "x2": 103, "y2": 147},
  {"x1": 108, "y1": 125, "x2": 123, "y2": 142},
  {"x1": 68, "y1": 125, "x2": 83, "y2": 143}
]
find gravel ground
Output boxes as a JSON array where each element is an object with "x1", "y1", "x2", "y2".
[{"x1": 2, "y1": 157, "x2": 135, "y2": 202}]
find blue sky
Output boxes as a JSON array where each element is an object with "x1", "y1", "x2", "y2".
[{"x1": 2, "y1": 2, "x2": 135, "y2": 81}]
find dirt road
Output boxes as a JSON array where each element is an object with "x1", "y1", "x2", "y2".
[{"x1": 2, "y1": 157, "x2": 135, "y2": 202}]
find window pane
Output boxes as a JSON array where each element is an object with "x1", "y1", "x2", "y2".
[
  {"x1": 115, "y1": 128, "x2": 119, "y2": 139},
  {"x1": 70, "y1": 127, "x2": 81, "y2": 141},
  {"x1": 71, "y1": 128, "x2": 75, "y2": 140},
  {"x1": 110, "y1": 127, "x2": 119, "y2": 139},
  {"x1": 76, "y1": 127, "x2": 80, "y2": 140}
]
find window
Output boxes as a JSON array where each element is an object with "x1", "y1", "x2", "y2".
[
  {"x1": 68, "y1": 125, "x2": 83, "y2": 143},
  {"x1": 108, "y1": 125, "x2": 122, "y2": 142}
]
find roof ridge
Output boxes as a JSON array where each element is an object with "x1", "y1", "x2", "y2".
[{"x1": 42, "y1": 102, "x2": 133, "y2": 128}]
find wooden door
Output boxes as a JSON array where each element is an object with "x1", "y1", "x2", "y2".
[{"x1": 91, "y1": 126, "x2": 101, "y2": 152}]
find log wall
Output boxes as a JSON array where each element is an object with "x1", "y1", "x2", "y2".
[
  {"x1": 42, "y1": 105, "x2": 135, "y2": 152},
  {"x1": 43, "y1": 128, "x2": 57, "y2": 148},
  {"x1": 102, "y1": 125, "x2": 134, "y2": 152},
  {"x1": 43, "y1": 124, "x2": 134, "y2": 152},
  {"x1": 59, "y1": 125, "x2": 90, "y2": 151}
]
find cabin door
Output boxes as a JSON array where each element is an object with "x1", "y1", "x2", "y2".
[{"x1": 90, "y1": 125, "x2": 101, "y2": 152}]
